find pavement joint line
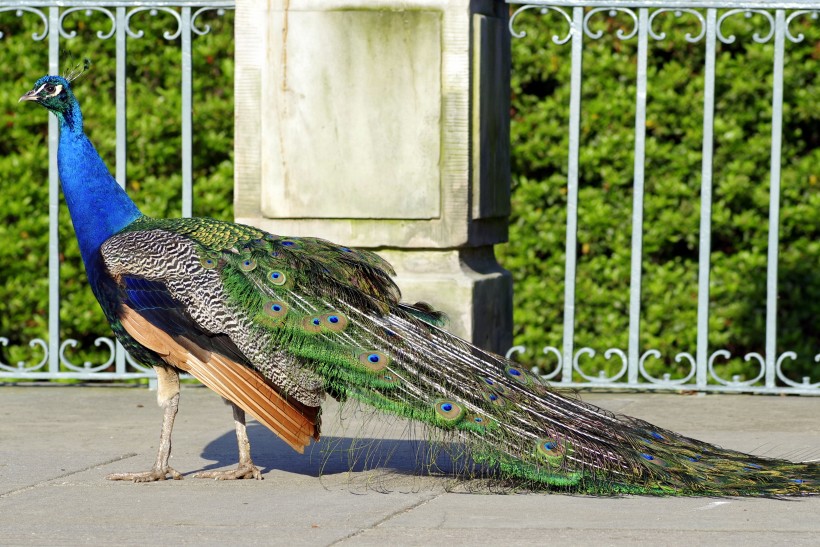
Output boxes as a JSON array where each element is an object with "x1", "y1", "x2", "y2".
[
  {"x1": 329, "y1": 490, "x2": 443, "y2": 545},
  {"x1": 0, "y1": 452, "x2": 139, "y2": 499}
]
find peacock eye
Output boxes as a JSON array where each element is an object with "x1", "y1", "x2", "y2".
[{"x1": 44, "y1": 85, "x2": 55, "y2": 94}]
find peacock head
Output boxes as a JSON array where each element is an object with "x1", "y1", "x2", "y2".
[{"x1": 19, "y1": 75, "x2": 77, "y2": 115}]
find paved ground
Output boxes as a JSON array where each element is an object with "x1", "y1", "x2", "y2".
[{"x1": 1, "y1": 386, "x2": 819, "y2": 546}]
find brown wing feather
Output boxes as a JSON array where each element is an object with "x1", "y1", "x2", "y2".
[{"x1": 120, "y1": 305, "x2": 319, "y2": 453}]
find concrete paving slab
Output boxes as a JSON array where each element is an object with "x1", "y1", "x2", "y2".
[
  {"x1": 347, "y1": 491, "x2": 820, "y2": 545},
  {"x1": 1, "y1": 386, "x2": 819, "y2": 546}
]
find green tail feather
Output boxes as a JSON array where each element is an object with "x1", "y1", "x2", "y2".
[{"x1": 125, "y1": 217, "x2": 820, "y2": 496}]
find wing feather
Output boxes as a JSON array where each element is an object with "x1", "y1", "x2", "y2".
[{"x1": 120, "y1": 304, "x2": 317, "y2": 452}]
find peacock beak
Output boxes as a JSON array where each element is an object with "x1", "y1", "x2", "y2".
[{"x1": 18, "y1": 90, "x2": 40, "y2": 103}]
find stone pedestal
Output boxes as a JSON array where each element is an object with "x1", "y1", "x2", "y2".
[{"x1": 234, "y1": 0, "x2": 512, "y2": 352}]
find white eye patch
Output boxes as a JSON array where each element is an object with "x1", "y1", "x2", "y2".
[{"x1": 34, "y1": 83, "x2": 63, "y2": 97}]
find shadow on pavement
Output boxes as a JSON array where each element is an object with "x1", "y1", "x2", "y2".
[{"x1": 195, "y1": 422, "x2": 475, "y2": 480}]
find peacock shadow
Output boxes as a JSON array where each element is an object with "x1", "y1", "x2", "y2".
[{"x1": 194, "y1": 422, "x2": 471, "y2": 479}]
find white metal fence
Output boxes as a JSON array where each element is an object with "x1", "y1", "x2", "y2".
[
  {"x1": 504, "y1": 1, "x2": 820, "y2": 394},
  {"x1": 1, "y1": 1, "x2": 818, "y2": 395}
]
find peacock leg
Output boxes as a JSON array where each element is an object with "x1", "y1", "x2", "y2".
[
  {"x1": 194, "y1": 401, "x2": 263, "y2": 480},
  {"x1": 107, "y1": 366, "x2": 183, "y2": 482}
]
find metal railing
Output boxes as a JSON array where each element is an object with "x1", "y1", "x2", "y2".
[
  {"x1": 504, "y1": 1, "x2": 820, "y2": 394},
  {"x1": 0, "y1": 1, "x2": 234, "y2": 382}
]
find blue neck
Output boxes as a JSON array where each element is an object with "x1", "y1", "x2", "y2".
[{"x1": 56, "y1": 102, "x2": 142, "y2": 273}]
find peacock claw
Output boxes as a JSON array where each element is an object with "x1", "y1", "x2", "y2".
[
  {"x1": 106, "y1": 467, "x2": 183, "y2": 482},
  {"x1": 193, "y1": 463, "x2": 263, "y2": 480}
]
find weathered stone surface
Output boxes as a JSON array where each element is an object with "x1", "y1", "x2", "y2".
[
  {"x1": 235, "y1": 0, "x2": 512, "y2": 351},
  {"x1": 380, "y1": 248, "x2": 512, "y2": 352},
  {"x1": 261, "y1": 9, "x2": 442, "y2": 220}
]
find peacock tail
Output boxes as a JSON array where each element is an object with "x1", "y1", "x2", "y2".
[{"x1": 101, "y1": 216, "x2": 820, "y2": 496}]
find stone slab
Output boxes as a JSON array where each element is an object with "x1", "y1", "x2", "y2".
[{"x1": 4, "y1": 387, "x2": 819, "y2": 546}]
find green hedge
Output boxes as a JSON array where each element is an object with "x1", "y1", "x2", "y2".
[
  {"x1": 0, "y1": 10, "x2": 234, "y2": 368},
  {"x1": 1, "y1": 8, "x2": 817, "y2": 385},
  {"x1": 498, "y1": 10, "x2": 820, "y2": 382}
]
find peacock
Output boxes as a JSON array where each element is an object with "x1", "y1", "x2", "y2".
[{"x1": 19, "y1": 71, "x2": 820, "y2": 495}]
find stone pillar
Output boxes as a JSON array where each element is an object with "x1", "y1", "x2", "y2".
[{"x1": 234, "y1": 0, "x2": 512, "y2": 352}]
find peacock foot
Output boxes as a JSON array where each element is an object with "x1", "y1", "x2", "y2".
[
  {"x1": 106, "y1": 467, "x2": 183, "y2": 482},
  {"x1": 193, "y1": 462, "x2": 263, "y2": 480}
]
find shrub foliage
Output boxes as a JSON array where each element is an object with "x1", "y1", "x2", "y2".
[{"x1": 499, "y1": 9, "x2": 820, "y2": 382}]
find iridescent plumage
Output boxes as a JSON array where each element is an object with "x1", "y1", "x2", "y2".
[{"x1": 21, "y1": 74, "x2": 820, "y2": 494}]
